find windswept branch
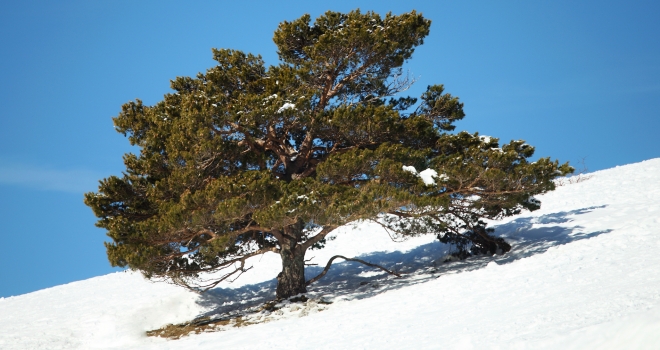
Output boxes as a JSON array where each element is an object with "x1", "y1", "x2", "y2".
[
  {"x1": 171, "y1": 246, "x2": 280, "y2": 293},
  {"x1": 306, "y1": 255, "x2": 401, "y2": 286}
]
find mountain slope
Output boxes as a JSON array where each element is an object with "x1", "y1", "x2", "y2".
[{"x1": 1, "y1": 158, "x2": 659, "y2": 349}]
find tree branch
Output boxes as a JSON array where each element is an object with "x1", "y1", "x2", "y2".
[
  {"x1": 306, "y1": 254, "x2": 401, "y2": 286},
  {"x1": 299, "y1": 225, "x2": 337, "y2": 251},
  {"x1": 172, "y1": 246, "x2": 280, "y2": 293}
]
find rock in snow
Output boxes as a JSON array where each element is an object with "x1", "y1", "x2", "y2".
[{"x1": 1, "y1": 159, "x2": 660, "y2": 349}]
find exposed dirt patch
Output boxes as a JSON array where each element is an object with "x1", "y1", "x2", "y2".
[{"x1": 147, "y1": 296, "x2": 331, "y2": 340}]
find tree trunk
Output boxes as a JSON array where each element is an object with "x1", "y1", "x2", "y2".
[{"x1": 276, "y1": 221, "x2": 307, "y2": 299}]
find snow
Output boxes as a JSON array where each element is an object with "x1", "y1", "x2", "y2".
[
  {"x1": 402, "y1": 165, "x2": 417, "y2": 174},
  {"x1": 418, "y1": 168, "x2": 438, "y2": 185},
  {"x1": 403, "y1": 165, "x2": 443, "y2": 185},
  {"x1": 277, "y1": 103, "x2": 295, "y2": 113},
  {"x1": 2, "y1": 158, "x2": 660, "y2": 349}
]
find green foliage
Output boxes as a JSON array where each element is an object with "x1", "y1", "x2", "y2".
[{"x1": 85, "y1": 9, "x2": 572, "y2": 292}]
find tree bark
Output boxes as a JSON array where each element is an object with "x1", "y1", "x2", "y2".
[{"x1": 275, "y1": 221, "x2": 307, "y2": 299}]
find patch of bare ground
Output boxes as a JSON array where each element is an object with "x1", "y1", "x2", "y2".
[{"x1": 147, "y1": 296, "x2": 331, "y2": 340}]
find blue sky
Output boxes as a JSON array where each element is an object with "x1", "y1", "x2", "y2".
[{"x1": 1, "y1": 0, "x2": 658, "y2": 297}]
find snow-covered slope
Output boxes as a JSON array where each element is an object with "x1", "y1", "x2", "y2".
[{"x1": 2, "y1": 159, "x2": 660, "y2": 349}]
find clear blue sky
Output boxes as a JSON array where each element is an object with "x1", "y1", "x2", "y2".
[{"x1": 1, "y1": 0, "x2": 658, "y2": 297}]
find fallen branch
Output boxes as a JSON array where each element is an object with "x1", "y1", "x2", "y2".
[{"x1": 306, "y1": 255, "x2": 402, "y2": 286}]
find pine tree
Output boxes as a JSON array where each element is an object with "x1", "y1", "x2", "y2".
[{"x1": 85, "y1": 10, "x2": 572, "y2": 299}]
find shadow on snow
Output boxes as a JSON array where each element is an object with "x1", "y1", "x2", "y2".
[{"x1": 195, "y1": 206, "x2": 611, "y2": 318}]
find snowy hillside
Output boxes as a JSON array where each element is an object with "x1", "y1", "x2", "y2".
[{"x1": 1, "y1": 159, "x2": 660, "y2": 349}]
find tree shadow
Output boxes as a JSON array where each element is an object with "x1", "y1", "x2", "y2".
[{"x1": 195, "y1": 205, "x2": 611, "y2": 319}]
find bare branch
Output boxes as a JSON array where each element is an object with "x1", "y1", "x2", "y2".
[
  {"x1": 306, "y1": 255, "x2": 401, "y2": 286},
  {"x1": 171, "y1": 246, "x2": 280, "y2": 293}
]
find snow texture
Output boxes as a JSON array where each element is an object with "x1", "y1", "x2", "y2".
[
  {"x1": 402, "y1": 165, "x2": 440, "y2": 185},
  {"x1": 277, "y1": 103, "x2": 295, "y2": 113},
  {"x1": 402, "y1": 165, "x2": 417, "y2": 174},
  {"x1": 2, "y1": 158, "x2": 660, "y2": 349},
  {"x1": 418, "y1": 168, "x2": 438, "y2": 185}
]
